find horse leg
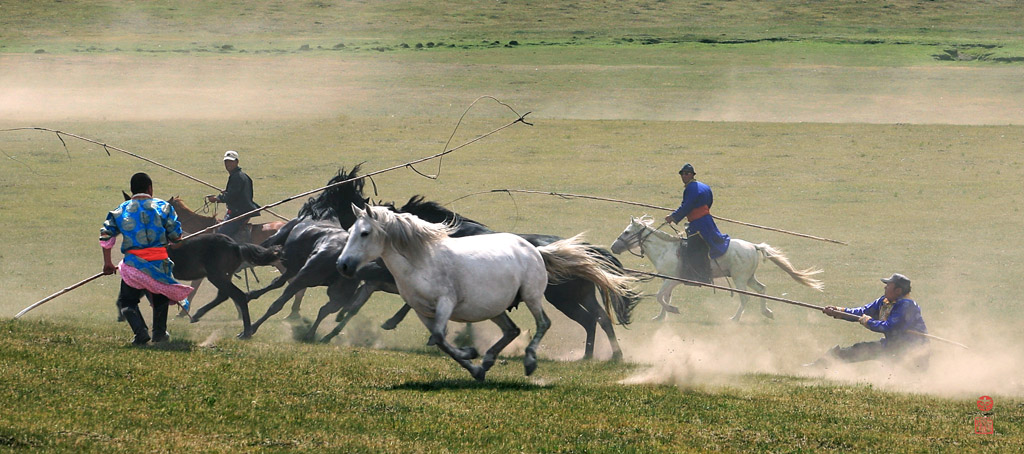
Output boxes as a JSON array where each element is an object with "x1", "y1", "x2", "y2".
[
  {"x1": 250, "y1": 283, "x2": 306, "y2": 334},
  {"x1": 190, "y1": 288, "x2": 231, "y2": 323},
  {"x1": 416, "y1": 305, "x2": 485, "y2": 381},
  {"x1": 247, "y1": 266, "x2": 294, "y2": 301},
  {"x1": 286, "y1": 287, "x2": 307, "y2": 320},
  {"x1": 205, "y1": 272, "x2": 252, "y2": 338},
  {"x1": 544, "y1": 283, "x2": 598, "y2": 360},
  {"x1": 381, "y1": 304, "x2": 413, "y2": 330},
  {"x1": 522, "y1": 297, "x2": 552, "y2": 377},
  {"x1": 747, "y1": 276, "x2": 772, "y2": 319},
  {"x1": 304, "y1": 279, "x2": 359, "y2": 342},
  {"x1": 654, "y1": 280, "x2": 681, "y2": 321},
  {"x1": 321, "y1": 281, "x2": 378, "y2": 344},
  {"x1": 480, "y1": 313, "x2": 521, "y2": 372}
]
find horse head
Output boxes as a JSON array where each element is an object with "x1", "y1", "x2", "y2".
[
  {"x1": 611, "y1": 216, "x2": 649, "y2": 255},
  {"x1": 337, "y1": 203, "x2": 387, "y2": 278}
]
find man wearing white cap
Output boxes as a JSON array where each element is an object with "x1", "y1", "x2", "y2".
[{"x1": 206, "y1": 150, "x2": 260, "y2": 239}]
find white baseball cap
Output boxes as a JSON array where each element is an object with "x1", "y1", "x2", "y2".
[{"x1": 223, "y1": 150, "x2": 239, "y2": 161}]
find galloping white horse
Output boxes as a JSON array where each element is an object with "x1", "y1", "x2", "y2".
[
  {"x1": 611, "y1": 216, "x2": 823, "y2": 321},
  {"x1": 337, "y1": 205, "x2": 636, "y2": 381}
]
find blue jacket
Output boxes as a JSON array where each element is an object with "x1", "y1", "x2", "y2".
[
  {"x1": 844, "y1": 296, "x2": 929, "y2": 348},
  {"x1": 669, "y1": 181, "x2": 713, "y2": 223}
]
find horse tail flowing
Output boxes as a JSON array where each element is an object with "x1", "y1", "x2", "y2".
[
  {"x1": 585, "y1": 245, "x2": 643, "y2": 325},
  {"x1": 538, "y1": 234, "x2": 639, "y2": 324},
  {"x1": 755, "y1": 243, "x2": 824, "y2": 291},
  {"x1": 238, "y1": 243, "x2": 282, "y2": 267}
]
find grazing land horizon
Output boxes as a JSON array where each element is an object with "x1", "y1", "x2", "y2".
[{"x1": 1, "y1": 1, "x2": 1022, "y2": 452}]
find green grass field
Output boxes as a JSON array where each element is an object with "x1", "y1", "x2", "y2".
[{"x1": 2, "y1": 1, "x2": 1023, "y2": 452}]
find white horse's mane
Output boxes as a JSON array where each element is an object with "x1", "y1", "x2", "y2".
[
  {"x1": 634, "y1": 214, "x2": 683, "y2": 242},
  {"x1": 365, "y1": 205, "x2": 455, "y2": 261}
]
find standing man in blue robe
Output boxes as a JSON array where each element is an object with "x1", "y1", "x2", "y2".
[{"x1": 664, "y1": 163, "x2": 730, "y2": 284}]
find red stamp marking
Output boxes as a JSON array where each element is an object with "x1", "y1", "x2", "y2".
[
  {"x1": 974, "y1": 417, "x2": 994, "y2": 435},
  {"x1": 977, "y1": 395, "x2": 994, "y2": 412}
]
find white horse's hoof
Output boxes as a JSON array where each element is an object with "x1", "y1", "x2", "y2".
[
  {"x1": 652, "y1": 313, "x2": 666, "y2": 321},
  {"x1": 762, "y1": 309, "x2": 774, "y2": 319}
]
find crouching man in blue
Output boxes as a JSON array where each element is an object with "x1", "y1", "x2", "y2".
[{"x1": 808, "y1": 273, "x2": 930, "y2": 369}]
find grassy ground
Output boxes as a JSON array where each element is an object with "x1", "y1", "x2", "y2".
[{"x1": 2, "y1": 1, "x2": 1024, "y2": 452}]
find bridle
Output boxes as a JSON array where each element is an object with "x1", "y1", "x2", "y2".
[{"x1": 622, "y1": 220, "x2": 676, "y2": 258}]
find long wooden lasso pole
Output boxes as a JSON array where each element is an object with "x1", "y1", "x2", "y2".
[
  {"x1": 625, "y1": 268, "x2": 967, "y2": 349},
  {"x1": 463, "y1": 189, "x2": 848, "y2": 246},
  {"x1": 11, "y1": 108, "x2": 532, "y2": 317},
  {"x1": 0, "y1": 127, "x2": 291, "y2": 222}
]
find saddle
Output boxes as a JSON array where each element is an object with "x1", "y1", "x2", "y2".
[{"x1": 677, "y1": 235, "x2": 712, "y2": 285}]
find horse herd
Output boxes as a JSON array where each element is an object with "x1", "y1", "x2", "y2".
[{"x1": 158, "y1": 165, "x2": 822, "y2": 381}]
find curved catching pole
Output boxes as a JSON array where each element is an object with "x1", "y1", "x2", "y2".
[
  {"x1": 182, "y1": 111, "x2": 532, "y2": 240},
  {"x1": 15, "y1": 272, "x2": 106, "y2": 319},
  {"x1": 625, "y1": 268, "x2": 968, "y2": 350},
  {"x1": 0, "y1": 127, "x2": 290, "y2": 221},
  {"x1": 10, "y1": 99, "x2": 533, "y2": 315},
  {"x1": 462, "y1": 189, "x2": 848, "y2": 246}
]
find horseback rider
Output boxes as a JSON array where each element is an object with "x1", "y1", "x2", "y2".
[
  {"x1": 101, "y1": 172, "x2": 193, "y2": 345},
  {"x1": 664, "y1": 163, "x2": 730, "y2": 284},
  {"x1": 206, "y1": 150, "x2": 260, "y2": 241}
]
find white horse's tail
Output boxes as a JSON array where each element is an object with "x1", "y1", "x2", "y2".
[
  {"x1": 755, "y1": 243, "x2": 824, "y2": 291},
  {"x1": 538, "y1": 234, "x2": 639, "y2": 324}
]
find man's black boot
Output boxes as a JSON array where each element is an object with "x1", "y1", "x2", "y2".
[{"x1": 120, "y1": 306, "x2": 151, "y2": 345}]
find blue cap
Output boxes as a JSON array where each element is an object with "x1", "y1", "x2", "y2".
[{"x1": 679, "y1": 163, "x2": 695, "y2": 175}]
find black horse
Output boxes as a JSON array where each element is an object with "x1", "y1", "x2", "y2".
[
  {"x1": 170, "y1": 234, "x2": 281, "y2": 338},
  {"x1": 245, "y1": 167, "x2": 370, "y2": 338},
  {"x1": 323, "y1": 196, "x2": 642, "y2": 360}
]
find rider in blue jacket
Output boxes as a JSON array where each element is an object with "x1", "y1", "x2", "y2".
[
  {"x1": 664, "y1": 163, "x2": 730, "y2": 283},
  {"x1": 810, "y1": 273, "x2": 930, "y2": 369}
]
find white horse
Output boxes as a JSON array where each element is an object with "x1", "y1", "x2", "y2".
[
  {"x1": 610, "y1": 216, "x2": 823, "y2": 321},
  {"x1": 337, "y1": 205, "x2": 636, "y2": 381}
]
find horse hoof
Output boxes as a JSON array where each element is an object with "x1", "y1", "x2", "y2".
[
  {"x1": 665, "y1": 305, "x2": 681, "y2": 314},
  {"x1": 763, "y1": 309, "x2": 775, "y2": 319},
  {"x1": 470, "y1": 366, "x2": 486, "y2": 382},
  {"x1": 458, "y1": 347, "x2": 480, "y2": 360},
  {"x1": 730, "y1": 315, "x2": 741, "y2": 322},
  {"x1": 285, "y1": 312, "x2": 302, "y2": 321},
  {"x1": 237, "y1": 331, "x2": 252, "y2": 340},
  {"x1": 651, "y1": 313, "x2": 666, "y2": 321},
  {"x1": 609, "y1": 351, "x2": 624, "y2": 362},
  {"x1": 380, "y1": 320, "x2": 399, "y2": 330},
  {"x1": 524, "y1": 359, "x2": 538, "y2": 376}
]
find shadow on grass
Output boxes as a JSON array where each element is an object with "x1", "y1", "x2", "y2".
[{"x1": 388, "y1": 379, "x2": 544, "y2": 392}]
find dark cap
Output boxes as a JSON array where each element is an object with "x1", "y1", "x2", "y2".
[
  {"x1": 881, "y1": 273, "x2": 911, "y2": 294},
  {"x1": 678, "y1": 163, "x2": 696, "y2": 175}
]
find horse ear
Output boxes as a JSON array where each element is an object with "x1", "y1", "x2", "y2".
[{"x1": 351, "y1": 203, "x2": 366, "y2": 218}]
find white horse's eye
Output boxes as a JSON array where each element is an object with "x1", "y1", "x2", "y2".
[{"x1": 360, "y1": 230, "x2": 369, "y2": 237}]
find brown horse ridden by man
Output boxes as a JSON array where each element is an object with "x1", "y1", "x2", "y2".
[{"x1": 166, "y1": 196, "x2": 306, "y2": 318}]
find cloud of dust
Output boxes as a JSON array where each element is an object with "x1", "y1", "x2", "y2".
[{"x1": 619, "y1": 317, "x2": 1024, "y2": 398}]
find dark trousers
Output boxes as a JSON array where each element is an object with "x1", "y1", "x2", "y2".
[
  {"x1": 217, "y1": 212, "x2": 243, "y2": 238},
  {"x1": 117, "y1": 281, "x2": 170, "y2": 340},
  {"x1": 831, "y1": 340, "x2": 930, "y2": 370}
]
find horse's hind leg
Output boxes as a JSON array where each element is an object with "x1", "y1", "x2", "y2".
[
  {"x1": 522, "y1": 298, "x2": 552, "y2": 377},
  {"x1": 654, "y1": 280, "x2": 682, "y2": 321},
  {"x1": 286, "y1": 287, "x2": 306, "y2": 320},
  {"x1": 321, "y1": 281, "x2": 378, "y2": 344},
  {"x1": 747, "y1": 276, "x2": 772, "y2": 319},
  {"x1": 481, "y1": 313, "x2": 521, "y2": 372}
]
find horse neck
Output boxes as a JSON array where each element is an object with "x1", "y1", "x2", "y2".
[
  {"x1": 173, "y1": 201, "x2": 218, "y2": 232},
  {"x1": 638, "y1": 225, "x2": 683, "y2": 272}
]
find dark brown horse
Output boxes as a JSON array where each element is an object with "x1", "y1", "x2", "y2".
[{"x1": 166, "y1": 196, "x2": 306, "y2": 319}]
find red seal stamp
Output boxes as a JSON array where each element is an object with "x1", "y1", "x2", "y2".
[
  {"x1": 976, "y1": 395, "x2": 994, "y2": 412},
  {"x1": 974, "y1": 417, "x2": 994, "y2": 435}
]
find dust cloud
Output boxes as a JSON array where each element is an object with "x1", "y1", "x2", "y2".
[{"x1": 619, "y1": 321, "x2": 1024, "y2": 398}]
